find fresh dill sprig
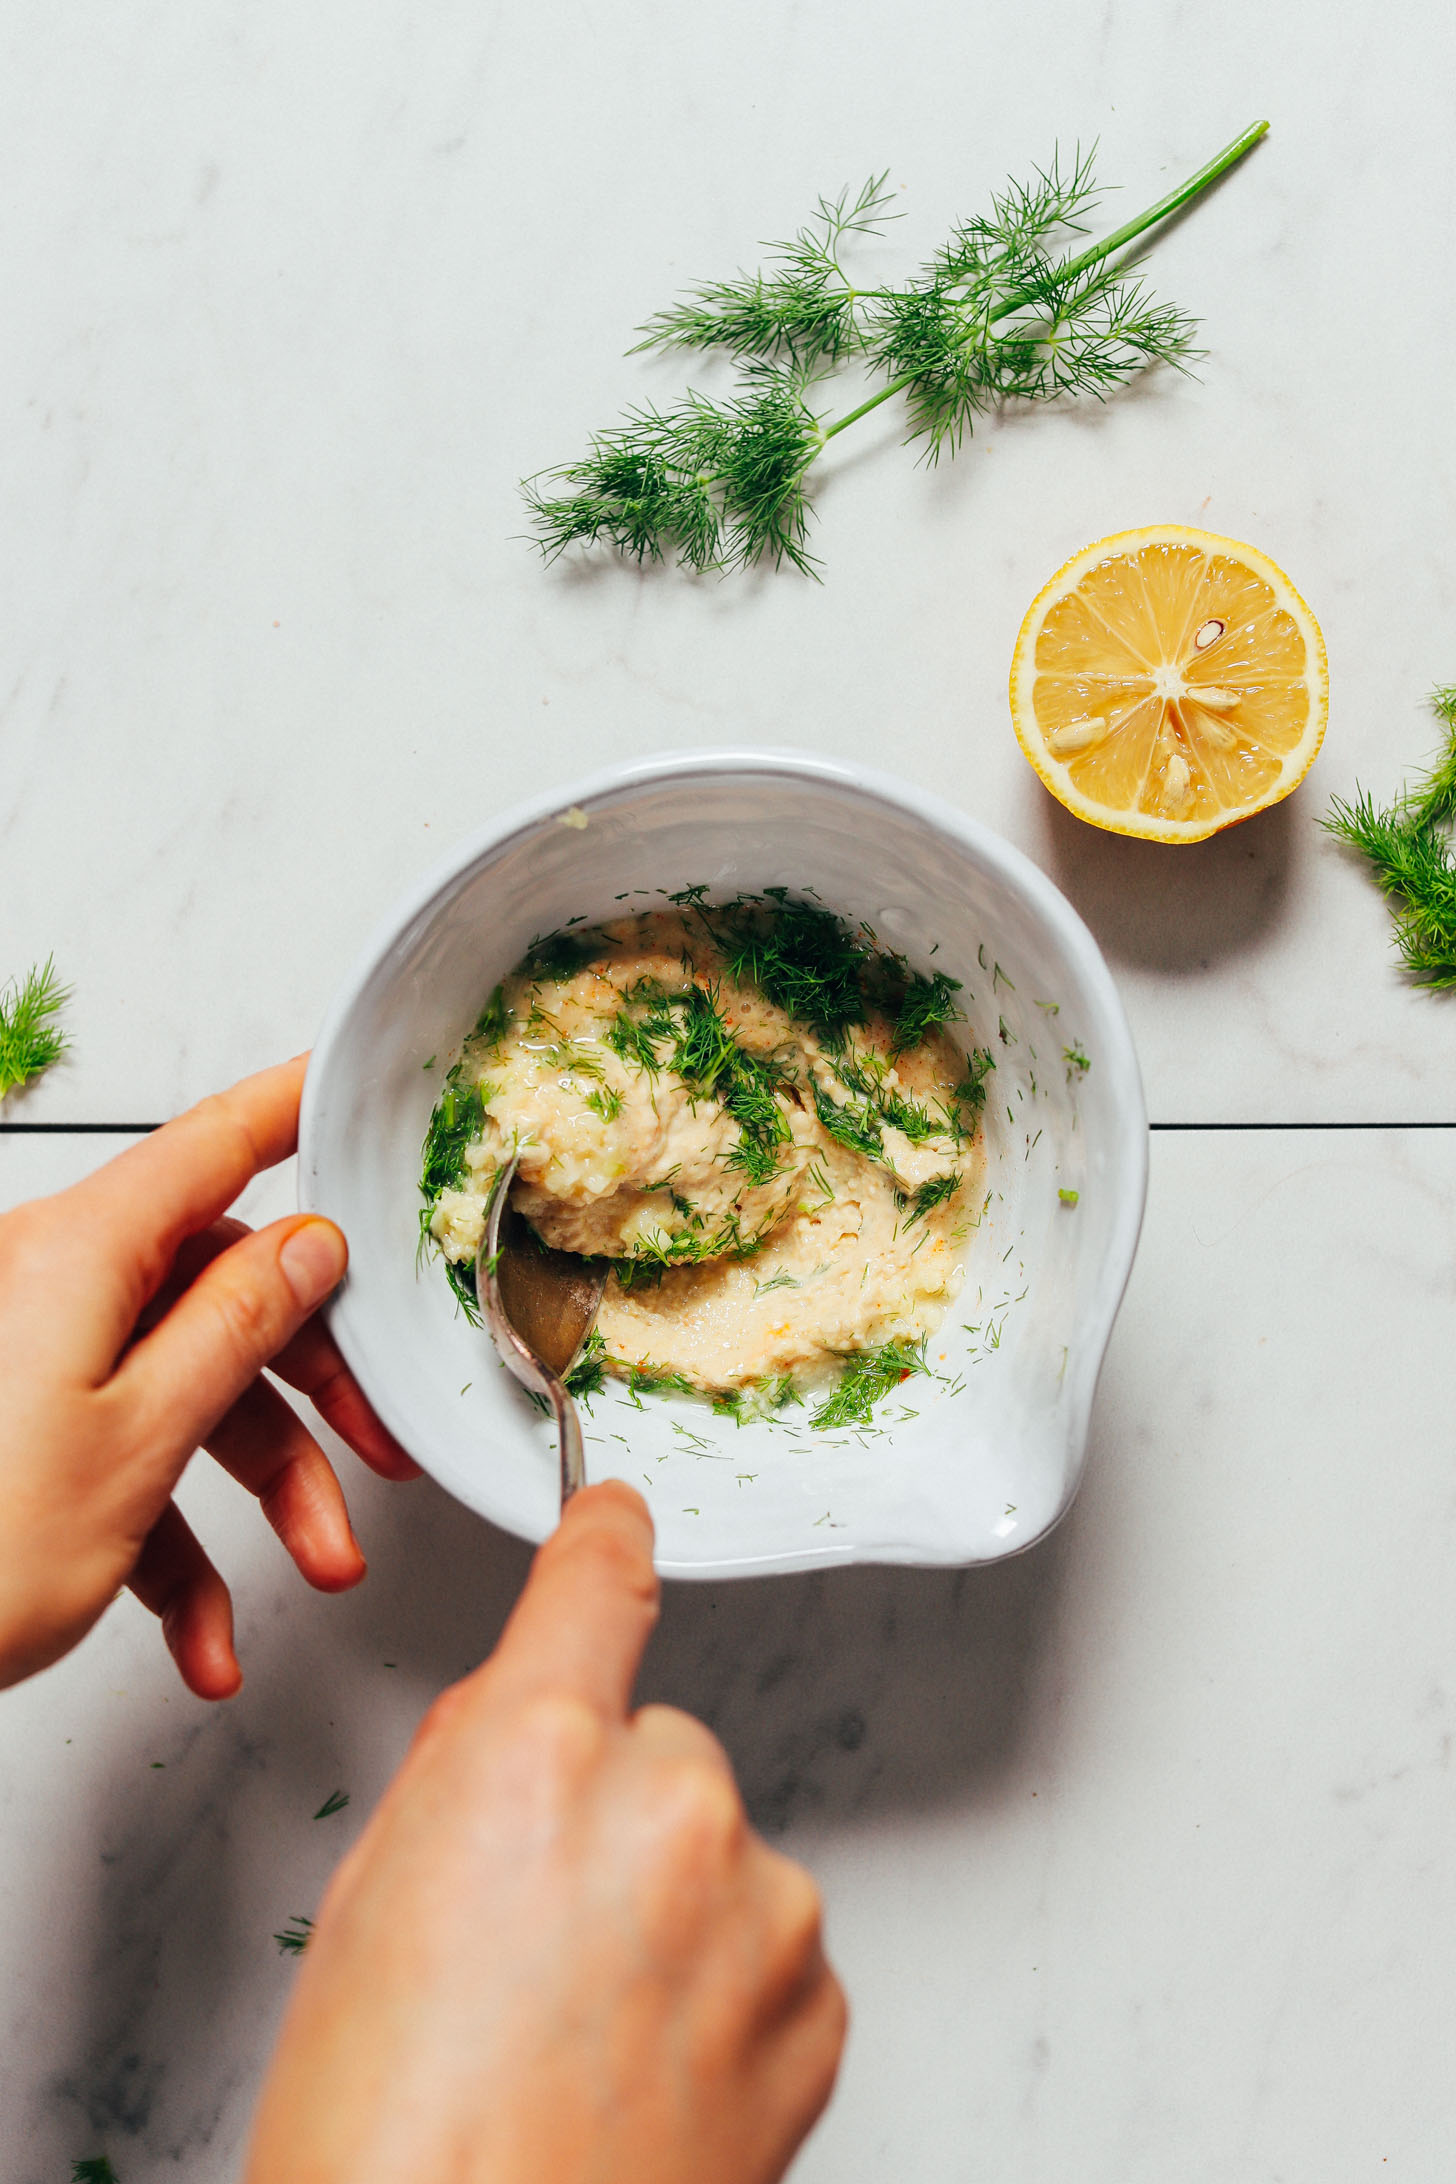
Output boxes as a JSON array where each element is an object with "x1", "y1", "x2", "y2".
[
  {"x1": 812, "y1": 1078, "x2": 883, "y2": 1159},
  {"x1": 899, "y1": 1171, "x2": 963, "y2": 1228},
  {"x1": 634, "y1": 174, "x2": 898, "y2": 366},
  {"x1": 719, "y1": 892, "x2": 869, "y2": 1039},
  {"x1": 566, "y1": 1326, "x2": 609, "y2": 1401},
  {"x1": 612, "y1": 978, "x2": 791, "y2": 1186},
  {"x1": 889, "y1": 969, "x2": 963, "y2": 1053},
  {"x1": 274, "y1": 1914, "x2": 314, "y2": 1956},
  {"x1": 953, "y1": 1046, "x2": 996, "y2": 1123},
  {"x1": 1325, "y1": 686, "x2": 1456, "y2": 986},
  {"x1": 810, "y1": 1337, "x2": 929, "y2": 1430},
  {"x1": 0, "y1": 956, "x2": 70, "y2": 1097},
  {"x1": 418, "y1": 1063, "x2": 487, "y2": 1321},
  {"x1": 313, "y1": 1789, "x2": 349, "y2": 1820},
  {"x1": 72, "y1": 2162, "x2": 119, "y2": 2184},
  {"x1": 585, "y1": 1083, "x2": 624, "y2": 1123},
  {"x1": 524, "y1": 124, "x2": 1266, "y2": 576}
]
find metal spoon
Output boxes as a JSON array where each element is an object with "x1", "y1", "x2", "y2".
[{"x1": 476, "y1": 1152, "x2": 609, "y2": 1509}]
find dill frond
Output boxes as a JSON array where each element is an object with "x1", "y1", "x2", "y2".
[
  {"x1": 523, "y1": 125, "x2": 1265, "y2": 575},
  {"x1": 634, "y1": 174, "x2": 897, "y2": 366},
  {"x1": 810, "y1": 1336, "x2": 929, "y2": 1431},
  {"x1": 313, "y1": 1789, "x2": 349, "y2": 1820},
  {"x1": 72, "y1": 2162, "x2": 119, "y2": 2184},
  {"x1": 812, "y1": 1078, "x2": 883, "y2": 1159},
  {"x1": 1324, "y1": 687, "x2": 1456, "y2": 988},
  {"x1": 719, "y1": 892, "x2": 869, "y2": 1038},
  {"x1": 0, "y1": 956, "x2": 70, "y2": 1097},
  {"x1": 566, "y1": 1327, "x2": 609, "y2": 1401},
  {"x1": 899, "y1": 1171, "x2": 962, "y2": 1228},
  {"x1": 889, "y1": 968, "x2": 963, "y2": 1052},
  {"x1": 274, "y1": 1914, "x2": 314, "y2": 1956}
]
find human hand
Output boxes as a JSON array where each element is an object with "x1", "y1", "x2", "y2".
[
  {"x1": 247, "y1": 1483, "x2": 847, "y2": 2184},
  {"x1": 0, "y1": 1054, "x2": 418, "y2": 1699}
]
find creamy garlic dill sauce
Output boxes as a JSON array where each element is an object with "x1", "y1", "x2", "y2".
[{"x1": 420, "y1": 896, "x2": 992, "y2": 1427}]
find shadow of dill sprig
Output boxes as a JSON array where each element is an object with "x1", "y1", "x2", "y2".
[
  {"x1": 522, "y1": 124, "x2": 1265, "y2": 576},
  {"x1": 0, "y1": 955, "x2": 70, "y2": 1097},
  {"x1": 1325, "y1": 686, "x2": 1456, "y2": 987}
]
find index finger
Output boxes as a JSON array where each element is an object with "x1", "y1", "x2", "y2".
[
  {"x1": 69, "y1": 1056, "x2": 309, "y2": 1354},
  {"x1": 486, "y1": 1483, "x2": 659, "y2": 1722}
]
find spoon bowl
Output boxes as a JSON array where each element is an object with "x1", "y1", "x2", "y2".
[{"x1": 475, "y1": 1153, "x2": 609, "y2": 1509}]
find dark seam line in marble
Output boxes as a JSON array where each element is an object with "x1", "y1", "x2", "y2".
[
  {"x1": 1149, "y1": 1120, "x2": 1456, "y2": 1131},
  {"x1": 0, "y1": 1122, "x2": 160, "y2": 1134},
  {"x1": 6, "y1": 1121, "x2": 1456, "y2": 1137}
]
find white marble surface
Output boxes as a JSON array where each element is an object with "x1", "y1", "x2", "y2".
[{"x1": 3, "y1": 0, "x2": 1456, "y2": 2176}]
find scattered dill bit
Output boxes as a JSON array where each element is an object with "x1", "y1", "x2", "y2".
[
  {"x1": 72, "y1": 2162, "x2": 118, "y2": 2184},
  {"x1": 812, "y1": 1078, "x2": 883, "y2": 1159},
  {"x1": 523, "y1": 127, "x2": 1264, "y2": 576},
  {"x1": 949, "y1": 1045, "x2": 995, "y2": 1127},
  {"x1": 585, "y1": 1083, "x2": 624, "y2": 1123},
  {"x1": 422, "y1": 1054, "x2": 436, "y2": 1070},
  {"x1": 1324, "y1": 685, "x2": 1456, "y2": 985},
  {"x1": 998, "y1": 1015, "x2": 1016, "y2": 1046},
  {"x1": 565, "y1": 1327, "x2": 609, "y2": 1401},
  {"x1": 0, "y1": 956, "x2": 70, "y2": 1097},
  {"x1": 720, "y1": 894, "x2": 869, "y2": 1038},
  {"x1": 752, "y1": 1270, "x2": 800, "y2": 1296},
  {"x1": 890, "y1": 969, "x2": 963, "y2": 1053},
  {"x1": 274, "y1": 1915, "x2": 315, "y2": 1956},
  {"x1": 899, "y1": 1171, "x2": 962, "y2": 1228},
  {"x1": 1063, "y1": 1040, "x2": 1090, "y2": 1082},
  {"x1": 712, "y1": 1388, "x2": 748, "y2": 1424},
  {"x1": 606, "y1": 1006, "x2": 663, "y2": 1075},
  {"x1": 313, "y1": 1789, "x2": 350, "y2": 1820},
  {"x1": 810, "y1": 1337, "x2": 929, "y2": 1430},
  {"x1": 1059, "y1": 1188, "x2": 1080, "y2": 1207},
  {"x1": 619, "y1": 1357, "x2": 699, "y2": 1405}
]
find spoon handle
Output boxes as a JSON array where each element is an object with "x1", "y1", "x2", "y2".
[{"x1": 547, "y1": 1380, "x2": 587, "y2": 1508}]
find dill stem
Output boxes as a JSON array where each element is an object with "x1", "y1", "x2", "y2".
[{"x1": 817, "y1": 118, "x2": 1269, "y2": 447}]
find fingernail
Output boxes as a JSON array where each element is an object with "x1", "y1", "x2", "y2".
[{"x1": 281, "y1": 1220, "x2": 347, "y2": 1308}]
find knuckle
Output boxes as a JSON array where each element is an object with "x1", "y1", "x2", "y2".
[
  {"x1": 656, "y1": 1752, "x2": 746, "y2": 1861},
  {"x1": 207, "y1": 1266, "x2": 284, "y2": 1367},
  {"x1": 544, "y1": 1518, "x2": 655, "y2": 1604},
  {"x1": 511, "y1": 1688, "x2": 609, "y2": 1772}
]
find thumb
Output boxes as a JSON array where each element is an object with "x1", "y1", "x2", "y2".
[
  {"x1": 484, "y1": 1482, "x2": 659, "y2": 1722},
  {"x1": 110, "y1": 1216, "x2": 348, "y2": 1488}
]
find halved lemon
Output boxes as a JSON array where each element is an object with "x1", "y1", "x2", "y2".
[{"x1": 1009, "y1": 525, "x2": 1327, "y2": 843}]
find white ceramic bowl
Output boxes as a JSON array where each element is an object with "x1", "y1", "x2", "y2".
[{"x1": 299, "y1": 750, "x2": 1146, "y2": 1579}]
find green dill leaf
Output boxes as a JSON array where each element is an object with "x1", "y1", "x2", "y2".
[
  {"x1": 810, "y1": 1336, "x2": 929, "y2": 1430},
  {"x1": 634, "y1": 174, "x2": 896, "y2": 367},
  {"x1": 585, "y1": 1083, "x2": 624, "y2": 1123},
  {"x1": 752, "y1": 1270, "x2": 800, "y2": 1296},
  {"x1": 720, "y1": 895, "x2": 869, "y2": 1038},
  {"x1": 565, "y1": 1327, "x2": 609, "y2": 1402},
  {"x1": 472, "y1": 984, "x2": 510, "y2": 1048},
  {"x1": 899, "y1": 1171, "x2": 962, "y2": 1228},
  {"x1": 0, "y1": 956, "x2": 70, "y2": 1097},
  {"x1": 952, "y1": 1046, "x2": 996, "y2": 1123},
  {"x1": 1324, "y1": 687, "x2": 1456, "y2": 987},
  {"x1": 274, "y1": 1914, "x2": 315, "y2": 1956},
  {"x1": 889, "y1": 968, "x2": 963, "y2": 1051},
  {"x1": 812, "y1": 1078, "x2": 883, "y2": 1158},
  {"x1": 524, "y1": 928, "x2": 599, "y2": 981},
  {"x1": 72, "y1": 2164, "x2": 119, "y2": 2184},
  {"x1": 1063, "y1": 1040, "x2": 1090, "y2": 1082},
  {"x1": 313, "y1": 1789, "x2": 349, "y2": 1820}
]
